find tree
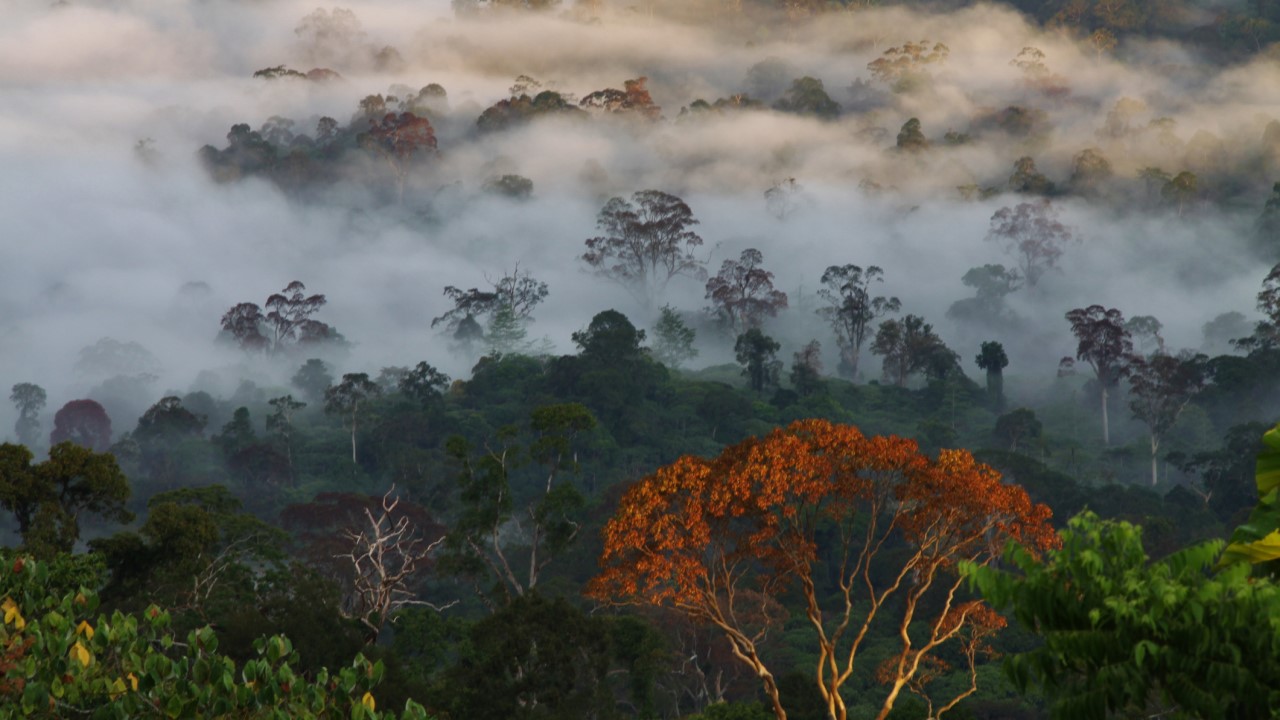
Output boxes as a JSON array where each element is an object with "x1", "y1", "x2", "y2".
[
  {"x1": 0, "y1": 442, "x2": 132, "y2": 557},
  {"x1": 867, "y1": 41, "x2": 950, "y2": 92},
  {"x1": 49, "y1": 400, "x2": 112, "y2": 453},
  {"x1": 705, "y1": 249, "x2": 788, "y2": 332},
  {"x1": 1128, "y1": 353, "x2": 1207, "y2": 486},
  {"x1": 1065, "y1": 305, "x2": 1133, "y2": 445},
  {"x1": 442, "y1": 593, "x2": 616, "y2": 720},
  {"x1": 397, "y1": 362, "x2": 450, "y2": 407},
  {"x1": 870, "y1": 315, "x2": 949, "y2": 387},
  {"x1": 968, "y1": 512, "x2": 1280, "y2": 720},
  {"x1": 817, "y1": 265, "x2": 901, "y2": 380},
  {"x1": 220, "y1": 302, "x2": 268, "y2": 353},
  {"x1": 986, "y1": 201, "x2": 1075, "y2": 287},
  {"x1": 734, "y1": 329, "x2": 783, "y2": 393},
  {"x1": 588, "y1": 419, "x2": 1056, "y2": 720},
  {"x1": 358, "y1": 112, "x2": 437, "y2": 203},
  {"x1": 1255, "y1": 182, "x2": 1280, "y2": 257},
  {"x1": 10, "y1": 383, "x2": 46, "y2": 449},
  {"x1": 292, "y1": 358, "x2": 334, "y2": 403},
  {"x1": 992, "y1": 408, "x2": 1042, "y2": 453},
  {"x1": 266, "y1": 395, "x2": 306, "y2": 484},
  {"x1": 946, "y1": 264, "x2": 1022, "y2": 327},
  {"x1": 790, "y1": 340, "x2": 824, "y2": 397},
  {"x1": 1007, "y1": 156, "x2": 1054, "y2": 195},
  {"x1": 572, "y1": 309, "x2": 647, "y2": 363},
  {"x1": 264, "y1": 281, "x2": 329, "y2": 353},
  {"x1": 1069, "y1": 148, "x2": 1112, "y2": 196},
  {"x1": 1161, "y1": 170, "x2": 1197, "y2": 216},
  {"x1": 432, "y1": 266, "x2": 549, "y2": 352},
  {"x1": 650, "y1": 305, "x2": 698, "y2": 369},
  {"x1": 443, "y1": 404, "x2": 596, "y2": 605},
  {"x1": 325, "y1": 374, "x2": 382, "y2": 466},
  {"x1": 895, "y1": 118, "x2": 928, "y2": 152},
  {"x1": 582, "y1": 190, "x2": 707, "y2": 307},
  {"x1": 0, "y1": 553, "x2": 430, "y2": 718},
  {"x1": 771, "y1": 77, "x2": 840, "y2": 119},
  {"x1": 337, "y1": 486, "x2": 452, "y2": 642},
  {"x1": 223, "y1": 282, "x2": 335, "y2": 357},
  {"x1": 580, "y1": 76, "x2": 661, "y2": 120},
  {"x1": 975, "y1": 341, "x2": 1009, "y2": 412},
  {"x1": 764, "y1": 177, "x2": 805, "y2": 220},
  {"x1": 1125, "y1": 314, "x2": 1166, "y2": 354}
]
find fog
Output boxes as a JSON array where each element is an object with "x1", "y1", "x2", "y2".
[{"x1": 2, "y1": 0, "x2": 1276, "y2": 439}]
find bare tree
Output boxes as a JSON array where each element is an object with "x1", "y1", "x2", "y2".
[{"x1": 338, "y1": 486, "x2": 453, "y2": 642}]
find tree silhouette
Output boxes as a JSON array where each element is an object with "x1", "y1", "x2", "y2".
[
  {"x1": 1065, "y1": 305, "x2": 1133, "y2": 445},
  {"x1": 871, "y1": 315, "x2": 949, "y2": 387},
  {"x1": 1128, "y1": 352, "x2": 1208, "y2": 486},
  {"x1": 987, "y1": 201, "x2": 1075, "y2": 287},
  {"x1": 324, "y1": 373, "x2": 381, "y2": 466},
  {"x1": 582, "y1": 190, "x2": 706, "y2": 307},
  {"x1": 706, "y1": 249, "x2": 788, "y2": 332},
  {"x1": 735, "y1": 329, "x2": 783, "y2": 393},
  {"x1": 817, "y1": 264, "x2": 900, "y2": 380},
  {"x1": 975, "y1": 342, "x2": 1009, "y2": 412}
]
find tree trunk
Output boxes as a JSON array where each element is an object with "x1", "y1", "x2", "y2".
[
  {"x1": 350, "y1": 414, "x2": 358, "y2": 466},
  {"x1": 1150, "y1": 434, "x2": 1159, "y2": 486},
  {"x1": 1100, "y1": 385, "x2": 1110, "y2": 446}
]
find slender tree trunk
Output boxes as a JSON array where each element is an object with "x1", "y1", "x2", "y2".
[
  {"x1": 1101, "y1": 385, "x2": 1110, "y2": 445},
  {"x1": 1150, "y1": 434, "x2": 1159, "y2": 486},
  {"x1": 762, "y1": 673, "x2": 786, "y2": 720},
  {"x1": 350, "y1": 413, "x2": 358, "y2": 465}
]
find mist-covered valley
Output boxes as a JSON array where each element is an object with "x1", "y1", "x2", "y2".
[{"x1": 4, "y1": 1, "x2": 1280, "y2": 718}]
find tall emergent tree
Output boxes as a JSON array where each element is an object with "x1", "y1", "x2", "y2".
[
  {"x1": 582, "y1": 190, "x2": 707, "y2": 307},
  {"x1": 986, "y1": 201, "x2": 1075, "y2": 287},
  {"x1": 10, "y1": 383, "x2": 46, "y2": 449},
  {"x1": 816, "y1": 264, "x2": 901, "y2": 380},
  {"x1": 705, "y1": 248, "x2": 788, "y2": 332},
  {"x1": 221, "y1": 281, "x2": 336, "y2": 356},
  {"x1": 589, "y1": 419, "x2": 1056, "y2": 720},
  {"x1": 1128, "y1": 352, "x2": 1208, "y2": 486},
  {"x1": 431, "y1": 266, "x2": 549, "y2": 355},
  {"x1": 324, "y1": 373, "x2": 382, "y2": 466},
  {"x1": 1065, "y1": 305, "x2": 1133, "y2": 445},
  {"x1": 975, "y1": 341, "x2": 1009, "y2": 412}
]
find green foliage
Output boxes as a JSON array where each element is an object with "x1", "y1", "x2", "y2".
[
  {"x1": 1220, "y1": 421, "x2": 1280, "y2": 566},
  {"x1": 967, "y1": 512, "x2": 1280, "y2": 719},
  {"x1": 0, "y1": 443, "x2": 132, "y2": 558},
  {"x1": 650, "y1": 305, "x2": 698, "y2": 369},
  {"x1": 441, "y1": 593, "x2": 616, "y2": 719},
  {"x1": 0, "y1": 553, "x2": 432, "y2": 719}
]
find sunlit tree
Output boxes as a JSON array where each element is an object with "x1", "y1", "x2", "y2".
[{"x1": 589, "y1": 419, "x2": 1055, "y2": 720}]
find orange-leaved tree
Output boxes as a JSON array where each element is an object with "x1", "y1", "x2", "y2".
[{"x1": 587, "y1": 418, "x2": 1056, "y2": 720}]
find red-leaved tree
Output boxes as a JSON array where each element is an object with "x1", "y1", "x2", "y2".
[{"x1": 588, "y1": 419, "x2": 1056, "y2": 720}]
